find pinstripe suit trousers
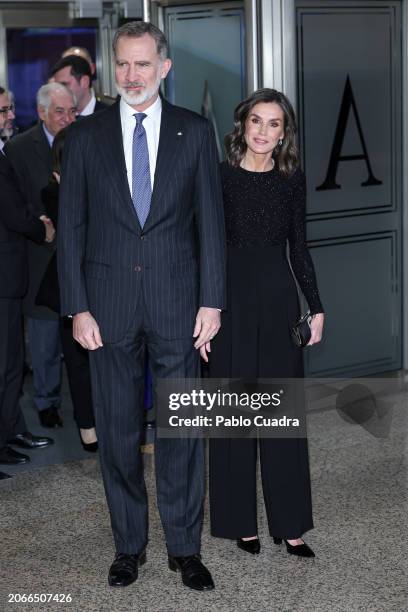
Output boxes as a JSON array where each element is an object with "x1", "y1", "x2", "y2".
[{"x1": 88, "y1": 285, "x2": 203, "y2": 556}]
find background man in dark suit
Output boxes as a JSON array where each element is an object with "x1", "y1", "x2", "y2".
[
  {"x1": 5, "y1": 83, "x2": 76, "y2": 429},
  {"x1": 61, "y1": 46, "x2": 116, "y2": 108},
  {"x1": 50, "y1": 55, "x2": 108, "y2": 116},
  {"x1": 58, "y1": 22, "x2": 225, "y2": 590},
  {"x1": 0, "y1": 151, "x2": 54, "y2": 470},
  {"x1": 0, "y1": 87, "x2": 16, "y2": 147}
]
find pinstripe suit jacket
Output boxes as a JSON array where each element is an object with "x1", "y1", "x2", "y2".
[{"x1": 58, "y1": 99, "x2": 226, "y2": 342}]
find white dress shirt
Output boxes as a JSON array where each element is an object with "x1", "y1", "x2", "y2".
[
  {"x1": 120, "y1": 95, "x2": 162, "y2": 193},
  {"x1": 80, "y1": 89, "x2": 97, "y2": 116},
  {"x1": 42, "y1": 123, "x2": 54, "y2": 147}
]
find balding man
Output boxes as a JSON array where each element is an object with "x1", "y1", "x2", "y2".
[
  {"x1": 62, "y1": 46, "x2": 95, "y2": 74},
  {"x1": 5, "y1": 83, "x2": 76, "y2": 429}
]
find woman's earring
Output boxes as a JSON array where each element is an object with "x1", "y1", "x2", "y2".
[{"x1": 278, "y1": 138, "x2": 283, "y2": 147}]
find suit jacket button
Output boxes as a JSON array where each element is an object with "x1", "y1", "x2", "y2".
[
  {"x1": 140, "y1": 235, "x2": 145, "y2": 240},
  {"x1": 135, "y1": 265, "x2": 142, "y2": 272}
]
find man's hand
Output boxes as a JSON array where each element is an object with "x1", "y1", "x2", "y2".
[
  {"x1": 193, "y1": 307, "x2": 221, "y2": 362},
  {"x1": 39, "y1": 215, "x2": 56, "y2": 243},
  {"x1": 73, "y1": 311, "x2": 103, "y2": 350},
  {"x1": 307, "y1": 313, "x2": 324, "y2": 346}
]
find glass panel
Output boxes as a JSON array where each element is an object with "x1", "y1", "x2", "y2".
[
  {"x1": 165, "y1": 5, "x2": 245, "y2": 159},
  {"x1": 7, "y1": 28, "x2": 97, "y2": 131}
]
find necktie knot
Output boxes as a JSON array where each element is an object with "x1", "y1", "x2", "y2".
[{"x1": 134, "y1": 112, "x2": 147, "y2": 126}]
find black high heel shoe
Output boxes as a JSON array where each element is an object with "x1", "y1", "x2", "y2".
[
  {"x1": 237, "y1": 538, "x2": 261, "y2": 555},
  {"x1": 81, "y1": 440, "x2": 98, "y2": 453},
  {"x1": 78, "y1": 429, "x2": 98, "y2": 453},
  {"x1": 273, "y1": 537, "x2": 315, "y2": 558}
]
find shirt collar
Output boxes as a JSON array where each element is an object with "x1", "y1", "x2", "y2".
[
  {"x1": 80, "y1": 89, "x2": 96, "y2": 116},
  {"x1": 120, "y1": 94, "x2": 162, "y2": 125},
  {"x1": 42, "y1": 122, "x2": 54, "y2": 147}
]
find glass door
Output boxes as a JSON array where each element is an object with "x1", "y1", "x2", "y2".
[
  {"x1": 0, "y1": 2, "x2": 100, "y2": 132},
  {"x1": 7, "y1": 27, "x2": 97, "y2": 131}
]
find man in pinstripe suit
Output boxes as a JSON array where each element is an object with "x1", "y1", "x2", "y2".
[{"x1": 58, "y1": 22, "x2": 226, "y2": 590}]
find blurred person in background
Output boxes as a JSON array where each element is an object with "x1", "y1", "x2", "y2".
[
  {"x1": 36, "y1": 128, "x2": 97, "y2": 451},
  {"x1": 51, "y1": 55, "x2": 108, "y2": 117},
  {"x1": 5, "y1": 83, "x2": 76, "y2": 430},
  {"x1": 61, "y1": 46, "x2": 115, "y2": 107},
  {"x1": 0, "y1": 87, "x2": 16, "y2": 147},
  {"x1": 0, "y1": 136, "x2": 54, "y2": 468}
]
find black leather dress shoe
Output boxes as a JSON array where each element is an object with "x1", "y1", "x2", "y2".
[
  {"x1": 108, "y1": 551, "x2": 146, "y2": 587},
  {"x1": 168, "y1": 554, "x2": 215, "y2": 591},
  {"x1": 237, "y1": 537, "x2": 261, "y2": 555},
  {"x1": 0, "y1": 446, "x2": 30, "y2": 464},
  {"x1": 8, "y1": 431, "x2": 54, "y2": 449},
  {"x1": 39, "y1": 407, "x2": 63, "y2": 428},
  {"x1": 273, "y1": 537, "x2": 315, "y2": 558}
]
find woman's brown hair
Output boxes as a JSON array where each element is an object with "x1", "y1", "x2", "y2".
[{"x1": 225, "y1": 88, "x2": 299, "y2": 177}]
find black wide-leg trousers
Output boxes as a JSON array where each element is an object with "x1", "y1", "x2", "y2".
[
  {"x1": 209, "y1": 245, "x2": 314, "y2": 540},
  {"x1": 209, "y1": 437, "x2": 313, "y2": 540},
  {"x1": 89, "y1": 299, "x2": 203, "y2": 557}
]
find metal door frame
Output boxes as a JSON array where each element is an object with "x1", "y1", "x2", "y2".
[{"x1": 401, "y1": 0, "x2": 408, "y2": 368}]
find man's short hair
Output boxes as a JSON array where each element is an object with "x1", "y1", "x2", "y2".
[
  {"x1": 50, "y1": 55, "x2": 93, "y2": 84},
  {"x1": 112, "y1": 21, "x2": 168, "y2": 61},
  {"x1": 37, "y1": 82, "x2": 76, "y2": 113}
]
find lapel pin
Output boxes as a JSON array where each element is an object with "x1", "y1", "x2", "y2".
[{"x1": 177, "y1": 131, "x2": 183, "y2": 136}]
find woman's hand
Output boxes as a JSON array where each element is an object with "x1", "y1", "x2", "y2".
[{"x1": 308, "y1": 313, "x2": 324, "y2": 346}]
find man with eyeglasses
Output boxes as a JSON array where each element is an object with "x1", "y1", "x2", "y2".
[{"x1": 0, "y1": 87, "x2": 15, "y2": 149}]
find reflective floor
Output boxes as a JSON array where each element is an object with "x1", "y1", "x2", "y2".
[{"x1": 0, "y1": 372, "x2": 406, "y2": 611}]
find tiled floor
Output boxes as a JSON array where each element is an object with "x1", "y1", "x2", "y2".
[{"x1": 0, "y1": 373, "x2": 406, "y2": 611}]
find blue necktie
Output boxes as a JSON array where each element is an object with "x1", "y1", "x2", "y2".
[{"x1": 132, "y1": 113, "x2": 151, "y2": 228}]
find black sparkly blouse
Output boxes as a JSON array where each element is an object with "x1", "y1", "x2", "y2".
[{"x1": 220, "y1": 161, "x2": 324, "y2": 315}]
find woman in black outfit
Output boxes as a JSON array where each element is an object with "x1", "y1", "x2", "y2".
[
  {"x1": 209, "y1": 89, "x2": 324, "y2": 557},
  {"x1": 36, "y1": 128, "x2": 97, "y2": 452}
]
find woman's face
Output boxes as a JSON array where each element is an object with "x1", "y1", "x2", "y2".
[{"x1": 244, "y1": 102, "x2": 285, "y2": 156}]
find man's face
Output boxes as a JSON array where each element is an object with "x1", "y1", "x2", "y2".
[
  {"x1": 0, "y1": 92, "x2": 15, "y2": 133},
  {"x1": 38, "y1": 90, "x2": 76, "y2": 136},
  {"x1": 115, "y1": 34, "x2": 171, "y2": 109},
  {"x1": 53, "y1": 66, "x2": 89, "y2": 108}
]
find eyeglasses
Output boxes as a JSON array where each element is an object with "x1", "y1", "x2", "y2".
[{"x1": 0, "y1": 105, "x2": 15, "y2": 114}]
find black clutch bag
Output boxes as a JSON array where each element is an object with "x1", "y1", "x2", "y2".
[{"x1": 291, "y1": 311, "x2": 312, "y2": 347}]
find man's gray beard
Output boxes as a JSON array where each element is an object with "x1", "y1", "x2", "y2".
[
  {"x1": 0, "y1": 126, "x2": 13, "y2": 141},
  {"x1": 116, "y1": 75, "x2": 162, "y2": 107}
]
